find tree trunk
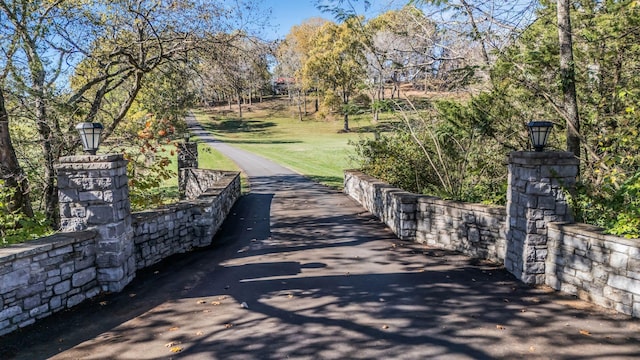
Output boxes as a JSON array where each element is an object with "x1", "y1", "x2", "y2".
[
  {"x1": 343, "y1": 113, "x2": 349, "y2": 132},
  {"x1": 343, "y1": 93, "x2": 350, "y2": 132},
  {"x1": 0, "y1": 89, "x2": 33, "y2": 217},
  {"x1": 297, "y1": 90, "x2": 303, "y2": 121},
  {"x1": 236, "y1": 89, "x2": 243, "y2": 118},
  {"x1": 303, "y1": 92, "x2": 307, "y2": 115},
  {"x1": 461, "y1": 0, "x2": 490, "y2": 66},
  {"x1": 26, "y1": 47, "x2": 59, "y2": 226},
  {"x1": 557, "y1": 0, "x2": 581, "y2": 159}
]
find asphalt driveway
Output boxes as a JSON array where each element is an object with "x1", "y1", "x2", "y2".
[{"x1": 0, "y1": 115, "x2": 638, "y2": 359}]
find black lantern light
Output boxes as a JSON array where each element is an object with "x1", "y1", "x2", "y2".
[
  {"x1": 527, "y1": 121, "x2": 553, "y2": 152},
  {"x1": 76, "y1": 122, "x2": 104, "y2": 155}
]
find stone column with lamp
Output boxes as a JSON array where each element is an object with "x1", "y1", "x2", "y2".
[
  {"x1": 178, "y1": 135, "x2": 198, "y2": 199},
  {"x1": 56, "y1": 123, "x2": 136, "y2": 292},
  {"x1": 505, "y1": 122, "x2": 579, "y2": 285}
]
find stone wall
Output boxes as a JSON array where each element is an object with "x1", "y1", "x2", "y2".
[
  {"x1": 133, "y1": 171, "x2": 240, "y2": 269},
  {"x1": 344, "y1": 169, "x2": 639, "y2": 318},
  {"x1": 343, "y1": 171, "x2": 416, "y2": 240},
  {"x1": 547, "y1": 223, "x2": 640, "y2": 317},
  {"x1": 0, "y1": 231, "x2": 99, "y2": 336},
  {"x1": 0, "y1": 168, "x2": 240, "y2": 336},
  {"x1": 417, "y1": 196, "x2": 506, "y2": 263},
  {"x1": 344, "y1": 170, "x2": 506, "y2": 261}
]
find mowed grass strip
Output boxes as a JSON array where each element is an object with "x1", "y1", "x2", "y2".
[{"x1": 192, "y1": 100, "x2": 371, "y2": 189}]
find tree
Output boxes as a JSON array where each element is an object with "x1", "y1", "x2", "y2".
[
  {"x1": 1, "y1": 0, "x2": 268, "y2": 227},
  {"x1": 197, "y1": 33, "x2": 271, "y2": 118},
  {"x1": 303, "y1": 18, "x2": 367, "y2": 131},
  {"x1": 275, "y1": 18, "x2": 327, "y2": 119},
  {"x1": 557, "y1": 0, "x2": 580, "y2": 158},
  {"x1": 0, "y1": 8, "x2": 32, "y2": 217}
]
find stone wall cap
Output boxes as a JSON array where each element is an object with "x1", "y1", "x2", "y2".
[
  {"x1": 508, "y1": 151, "x2": 579, "y2": 166},
  {"x1": 549, "y1": 222, "x2": 639, "y2": 246},
  {"x1": 0, "y1": 230, "x2": 97, "y2": 263},
  {"x1": 58, "y1": 154, "x2": 124, "y2": 163},
  {"x1": 418, "y1": 195, "x2": 506, "y2": 215}
]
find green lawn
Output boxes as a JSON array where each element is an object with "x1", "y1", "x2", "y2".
[
  {"x1": 152, "y1": 142, "x2": 241, "y2": 206},
  {"x1": 191, "y1": 102, "x2": 375, "y2": 189}
]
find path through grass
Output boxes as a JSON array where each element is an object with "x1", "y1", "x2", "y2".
[{"x1": 192, "y1": 99, "x2": 375, "y2": 189}]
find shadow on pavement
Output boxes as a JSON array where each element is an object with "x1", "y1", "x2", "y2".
[{"x1": 1, "y1": 174, "x2": 638, "y2": 360}]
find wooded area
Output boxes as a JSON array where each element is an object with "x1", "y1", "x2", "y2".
[{"x1": 1, "y1": 0, "x2": 638, "y2": 242}]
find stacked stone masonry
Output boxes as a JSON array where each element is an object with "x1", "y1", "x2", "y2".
[
  {"x1": 344, "y1": 170, "x2": 506, "y2": 262},
  {"x1": 57, "y1": 155, "x2": 135, "y2": 293},
  {"x1": 547, "y1": 223, "x2": 640, "y2": 317},
  {"x1": 505, "y1": 151, "x2": 578, "y2": 285},
  {"x1": 134, "y1": 171, "x2": 240, "y2": 269},
  {"x1": 417, "y1": 197, "x2": 506, "y2": 263},
  {"x1": 0, "y1": 231, "x2": 99, "y2": 336},
  {"x1": 0, "y1": 160, "x2": 240, "y2": 336},
  {"x1": 344, "y1": 167, "x2": 639, "y2": 318}
]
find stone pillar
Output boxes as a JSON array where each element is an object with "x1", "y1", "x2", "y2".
[
  {"x1": 56, "y1": 155, "x2": 135, "y2": 292},
  {"x1": 178, "y1": 141, "x2": 198, "y2": 199},
  {"x1": 505, "y1": 151, "x2": 579, "y2": 285}
]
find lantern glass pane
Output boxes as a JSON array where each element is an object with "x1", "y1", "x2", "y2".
[
  {"x1": 527, "y1": 121, "x2": 553, "y2": 151},
  {"x1": 76, "y1": 122, "x2": 103, "y2": 153}
]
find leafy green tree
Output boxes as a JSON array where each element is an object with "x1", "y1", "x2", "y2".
[
  {"x1": 1, "y1": 0, "x2": 267, "y2": 229},
  {"x1": 303, "y1": 18, "x2": 367, "y2": 131},
  {"x1": 275, "y1": 18, "x2": 327, "y2": 119}
]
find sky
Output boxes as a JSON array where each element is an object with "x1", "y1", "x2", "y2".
[{"x1": 261, "y1": 0, "x2": 401, "y2": 40}]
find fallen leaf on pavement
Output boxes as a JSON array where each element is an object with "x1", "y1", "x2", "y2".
[
  {"x1": 170, "y1": 346, "x2": 183, "y2": 353},
  {"x1": 196, "y1": 331, "x2": 203, "y2": 336},
  {"x1": 382, "y1": 325, "x2": 389, "y2": 330},
  {"x1": 225, "y1": 323, "x2": 234, "y2": 329},
  {"x1": 211, "y1": 301, "x2": 221, "y2": 306},
  {"x1": 579, "y1": 329, "x2": 591, "y2": 336},
  {"x1": 197, "y1": 300, "x2": 207, "y2": 304},
  {"x1": 169, "y1": 327, "x2": 179, "y2": 331},
  {"x1": 496, "y1": 325, "x2": 506, "y2": 330}
]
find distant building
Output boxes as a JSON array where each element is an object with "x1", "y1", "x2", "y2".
[{"x1": 273, "y1": 77, "x2": 296, "y2": 95}]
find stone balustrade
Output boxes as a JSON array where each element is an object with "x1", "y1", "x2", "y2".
[{"x1": 0, "y1": 153, "x2": 240, "y2": 336}]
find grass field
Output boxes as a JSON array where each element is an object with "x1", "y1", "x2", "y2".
[
  {"x1": 191, "y1": 98, "x2": 377, "y2": 189},
  {"x1": 152, "y1": 142, "x2": 241, "y2": 206}
]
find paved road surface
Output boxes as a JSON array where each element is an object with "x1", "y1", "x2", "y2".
[{"x1": 1, "y1": 114, "x2": 638, "y2": 359}]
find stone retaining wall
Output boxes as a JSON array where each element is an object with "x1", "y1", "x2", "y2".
[
  {"x1": 344, "y1": 170, "x2": 506, "y2": 262},
  {"x1": 134, "y1": 171, "x2": 240, "y2": 269},
  {"x1": 0, "y1": 231, "x2": 99, "y2": 336},
  {"x1": 547, "y1": 223, "x2": 640, "y2": 317},
  {"x1": 417, "y1": 196, "x2": 506, "y2": 263},
  {"x1": 344, "y1": 169, "x2": 639, "y2": 318},
  {"x1": 0, "y1": 169, "x2": 240, "y2": 336}
]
